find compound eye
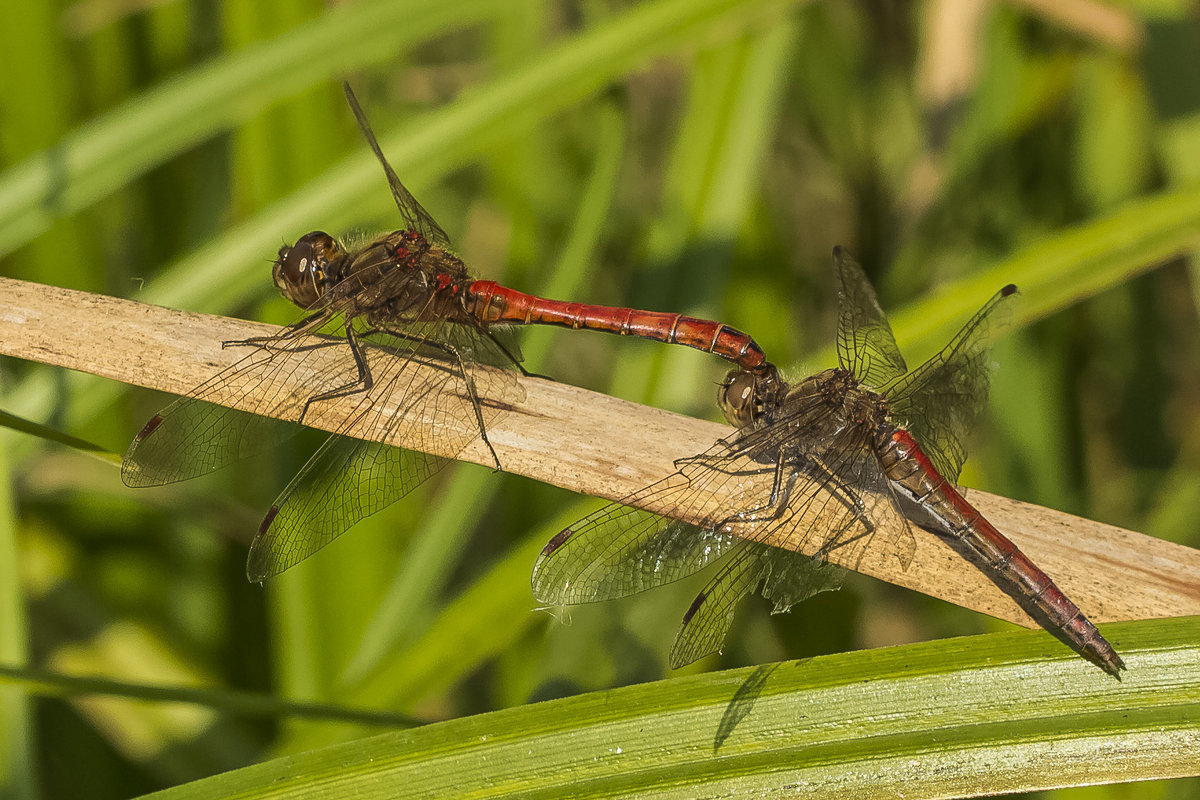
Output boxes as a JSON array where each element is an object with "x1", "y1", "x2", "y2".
[
  {"x1": 273, "y1": 231, "x2": 334, "y2": 308},
  {"x1": 718, "y1": 369, "x2": 759, "y2": 428}
]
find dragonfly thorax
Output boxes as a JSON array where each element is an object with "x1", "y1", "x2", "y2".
[
  {"x1": 838, "y1": 375, "x2": 890, "y2": 427},
  {"x1": 273, "y1": 231, "x2": 341, "y2": 309},
  {"x1": 792, "y1": 368, "x2": 894, "y2": 441}
]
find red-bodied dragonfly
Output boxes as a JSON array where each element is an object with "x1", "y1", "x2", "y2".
[
  {"x1": 533, "y1": 247, "x2": 1124, "y2": 677},
  {"x1": 123, "y1": 83, "x2": 764, "y2": 582}
]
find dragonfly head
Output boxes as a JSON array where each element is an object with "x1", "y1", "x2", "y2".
[
  {"x1": 719, "y1": 363, "x2": 785, "y2": 428},
  {"x1": 273, "y1": 231, "x2": 340, "y2": 308}
]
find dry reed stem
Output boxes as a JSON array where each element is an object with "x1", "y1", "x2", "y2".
[{"x1": 2, "y1": 276, "x2": 1197, "y2": 629}]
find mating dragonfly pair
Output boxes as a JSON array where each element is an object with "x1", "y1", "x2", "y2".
[{"x1": 123, "y1": 85, "x2": 1123, "y2": 678}]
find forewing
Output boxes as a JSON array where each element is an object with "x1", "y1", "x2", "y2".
[
  {"x1": 245, "y1": 438, "x2": 446, "y2": 581},
  {"x1": 123, "y1": 307, "x2": 520, "y2": 484},
  {"x1": 531, "y1": 438, "x2": 773, "y2": 606},
  {"x1": 532, "y1": 503, "x2": 738, "y2": 606},
  {"x1": 885, "y1": 284, "x2": 1018, "y2": 481},
  {"x1": 122, "y1": 401, "x2": 297, "y2": 488},
  {"x1": 122, "y1": 326, "x2": 360, "y2": 487},
  {"x1": 343, "y1": 83, "x2": 451, "y2": 247},
  {"x1": 833, "y1": 247, "x2": 907, "y2": 388},
  {"x1": 291, "y1": 320, "x2": 522, "y2": 466}
]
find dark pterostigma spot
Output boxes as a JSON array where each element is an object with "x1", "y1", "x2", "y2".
[
  {"x1": 681, "y1": 590, "x2": 707, "y2": 625},
  {"x1": 541, "y1": 528, "x2": 574, "y2": 556},
  {"x1": 135, "y1": 414, "x2": 164, "y2": 441}
]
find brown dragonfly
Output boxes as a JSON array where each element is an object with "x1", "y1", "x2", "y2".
[
  {"x1": 533, "y1": 248, "x2": 1124, "y2": 677},
  {"x1": 123, "y1": 84, "x2": 764, "y2": 582}
]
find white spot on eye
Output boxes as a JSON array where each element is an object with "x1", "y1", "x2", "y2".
[{"x1": 299, "y1": 256, "x2": 309, "y2": 272}]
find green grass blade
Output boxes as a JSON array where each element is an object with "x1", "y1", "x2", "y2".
[
  {"x1": 134, "y1": 617, "x2": 1199, "y2": 799},
  {"x1": 0, "y1": 0, "x2": 502, "y2": 257},
  {"x1": 0, "y1": 664, "x2": 420, "y2": 729},
  {"x1": 0, "y1": 408, "x2": 35, "y2": 800},
  {"x1": 889, "y1": 183, "x2": 1200, "y2": 362},
  {"x1": 0, "y1": 409, "x2": 119, "y2": 466}
]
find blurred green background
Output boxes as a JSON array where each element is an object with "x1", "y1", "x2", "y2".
[{"x1": 1, "y1": 0, "x2": 1198, "y2": 797}]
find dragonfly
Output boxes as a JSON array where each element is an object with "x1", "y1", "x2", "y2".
[
  {"x1": 123, "y1": 83, "x2": 765, "y2": 582},
  {"x1": 533, "y1": 247, "x2": 1124, "y2": 678}
]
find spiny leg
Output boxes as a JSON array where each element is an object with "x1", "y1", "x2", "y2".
[
  {"x1": 713, "y1": 458, "x2": 800, "y2": 529},
  {"x1": 370, "y1": 325, "x2": 502, "y2": 470},
  {"x1": 297, "y1": 322, "x2": 375, "y2": 425},
  {"x1": 224, "y1": 309, "x2": 333, "y2": 351}
]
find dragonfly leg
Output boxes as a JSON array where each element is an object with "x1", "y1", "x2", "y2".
[
  {"x1": 769, "y1": 454, "x2": 788, "y2": 507},
  {"x1": 714, "y1": 458, "x2": 800, "y2": 529},
  {"x1": 672, "y1": 453, "x2": 776, "y2": 478},
  {"x1": 367, "y1": 325, "x2": 503, "y2": 470},
  {"x1": 801, "y1": 458, "x2": 882, "y2": 563},
  {"x1": 224, "y1": 309, "x2": 333, "y2": 351},
  {"x1": 806, "y1": 459, "x2": 874, "y2": 530},
  {"x1": 297, "y1": 322, "x2": 375, "y2": 425},
  {"x1": 711, "y1": 454, "x2": 882, "y2": 565}
]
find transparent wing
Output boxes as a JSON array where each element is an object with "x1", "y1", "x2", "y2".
[
  {"x1": 125, "y1": 310, "x2": 522, "y2": 580},
  {"x1": 532, "y1": 386, "x2": 868, "y2": 607},
  {"x1": 534, "y1": 383, "x2": 916, "y2": 665},
  {"x1": 343, "y1": 83, "x2": 451, "y2": 247},
  {"x1": 833, "y1": 246, "x2": 907, "y2": 388},
  {"x1": 667, "y1": 419, "x2": 916, "y2": 666},
  {"x1": 531, "y1": 440, "x2": 766, "y2": 606},
  {"x1": 123, "y1": 313, "x2": 520, "y2": 487},
  {"x1": 714, "y1": 423, "x2": 917, "y2": 571},
  {"x1": 122, "y1": 322, "x2": 353, "y2": 486},
  {"x1": 884, "y1": 284, "x2": 1018, "y2": 481},
  {"x1": 668, "y1": 540, "x2": 844, "y2": 668},
  {"x1": 245, "y1": 438, "x2": 446, "y2": 582},
  {"x1": 243, "y1": 330, "x2": 519, "y2": 580}
]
